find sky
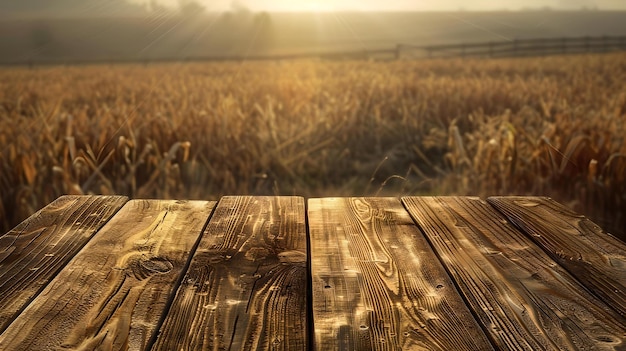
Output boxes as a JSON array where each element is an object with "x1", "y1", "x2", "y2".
[{"x1": 140, "y1": 0, "x2": 626, "y2": 12}]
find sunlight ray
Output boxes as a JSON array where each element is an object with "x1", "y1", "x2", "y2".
[
  {"x1": 98, "y1": 10, "x2": 239, "y2": 157},
  {"x1": 444, "y1": 13, "x2": 513, "y2": 42},
  {"x1": 146, "y1": 10, "x2": 171, "y2": 27},
  {"x1": 146, "y1": 13, "x2": 175, "y2": 37},
  {"x1": 178, "y1": 14, "x2": 223, "y2": 57},
  {"x1": 139, "y1": 16, "x2": 187, "y2": 54},
  {"x1": 332, "y1": 12, "x2": 367, "y2": 51}
]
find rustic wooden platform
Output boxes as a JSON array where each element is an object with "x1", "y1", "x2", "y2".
[{"x1": 0, "y1": 195, "x2": 624, "y2": 350}]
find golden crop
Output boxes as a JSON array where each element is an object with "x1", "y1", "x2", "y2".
[{"x1": 1, "y1": 53, "x2": 625, "y2": 238}]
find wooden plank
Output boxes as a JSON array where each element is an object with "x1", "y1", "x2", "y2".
[
  {"x1": 152, "y1": 196, "x2": 308, "y2": 351},
  {"x1": 0, "y1": 195, "x2": 127, "y2": 334},
  {"x1": 403, "y1": 196, "x2": 626, "y2": 351},
  {"x1": 487, "y1": 196, "x2": 626, "y2": 318},
  {"x1": 308, "y1": 197, "x2": 494, "y2": 351},
  {"x1": 0, "y1": 199, "x2": 215, "y2": 350}
]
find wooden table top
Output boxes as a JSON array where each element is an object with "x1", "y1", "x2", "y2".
[{"x1": 0, "y1": 195, "x2": 624, "y2": 350}]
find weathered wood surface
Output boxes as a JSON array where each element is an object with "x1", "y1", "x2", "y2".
[
  {"x1": 1, "y1": 195, "x2": 625, "y2": 350},
  {"x1": 488, "y1": 196, "x2": 626, "y2": 318},
  {"x1": 153, "y1": 196, "x2": 308, "y2": 351},
  {"x1": 308, "y1": 197, "x2": 494, "y2": 351},
  {"x1": 0, "y1": 195, "x2": 128, "y2": 334},
  {"x1": 0, "y1": 199, "x2": 215, "y2": 351},
  {"x1": 402, "y1": 196, "x2": 626, "y2": 351}
]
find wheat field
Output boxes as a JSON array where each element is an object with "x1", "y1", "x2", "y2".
[{"x1": 1, "y1": 53, "x2": 625, "y2": 239}]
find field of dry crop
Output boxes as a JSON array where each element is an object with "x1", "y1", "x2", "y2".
[{"x1": 1, "y1": 53, "x2": 625, "y2": 239}]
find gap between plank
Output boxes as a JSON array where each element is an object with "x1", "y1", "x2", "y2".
[
  {"x1": 304, "y1": 197, "x2": 314, "y2": 351},
  {"x1": 145, "y1": 200, "x2": 218, "y2": 351},
  {"x1": 399, "y1": 196, "x2": 502, "y2": 350}
]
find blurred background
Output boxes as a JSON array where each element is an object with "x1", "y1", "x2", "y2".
[
  {"x1": 1, "y1": 0, "x2": 625, "y2": 240},
  {"x1": 1, "y1": 1, "x2": 626, "y2": 62}
]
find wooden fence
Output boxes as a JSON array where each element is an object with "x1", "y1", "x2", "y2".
[
  {"x1": 398, "y1": 35, "x2": 626, "y2": 59},
  {"x1": 155, "y1": 35, "x2": 626, "y2": 61},
  {"x1": 8, "y1": 35, "x2": 626, "y2": 66}
]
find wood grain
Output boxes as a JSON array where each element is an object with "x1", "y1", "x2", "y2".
[
  {"x1": 152, "y1": 196, "x2": 308, "y2": 351},
  {"x1": 403, "y1": 196, "x2": 626, "y2": 351},
  {"x1": 0, "y1": 199, "x2": 215, "y2": 351},
  {"x1": 0, "y1": 195, "x2": 127, "y2": 334},
  {"x1": 308, "y1": 197, "x2": 494, "y2": 351},
  {"x1": 487, "y1": 196, "x2": 626, "y2": 318}
]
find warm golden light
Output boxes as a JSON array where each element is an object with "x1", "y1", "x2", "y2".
[
  {"x1": 251, "y1": 0, "x2": 341, "y2": 12},
  {"x1": 302, "y1": 2, "x2": 336, "y2": 12},
  {"x1": 128, "y1": 0, "x2": 626, "y2": 12}
]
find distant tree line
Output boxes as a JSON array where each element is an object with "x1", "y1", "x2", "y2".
[
  {"x1": 0, "y1": 0, "x2": 148, "y2": 17},
  {"x1": 175, "y1": 0, "x2": 205, "y2": 17},
  {"x1": 210, "y1": 9, "x2": 275, "y2": 53},
  {"x1": 6, "y1": 0, "x2": 277, "y2": 57},
  {"x1": 0, "y1": 0, "x2": 213, "y2": 17}
]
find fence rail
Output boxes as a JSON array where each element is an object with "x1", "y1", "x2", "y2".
[{"x1": 399, "y1": 35, "x2": 626, "y2": 59}]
